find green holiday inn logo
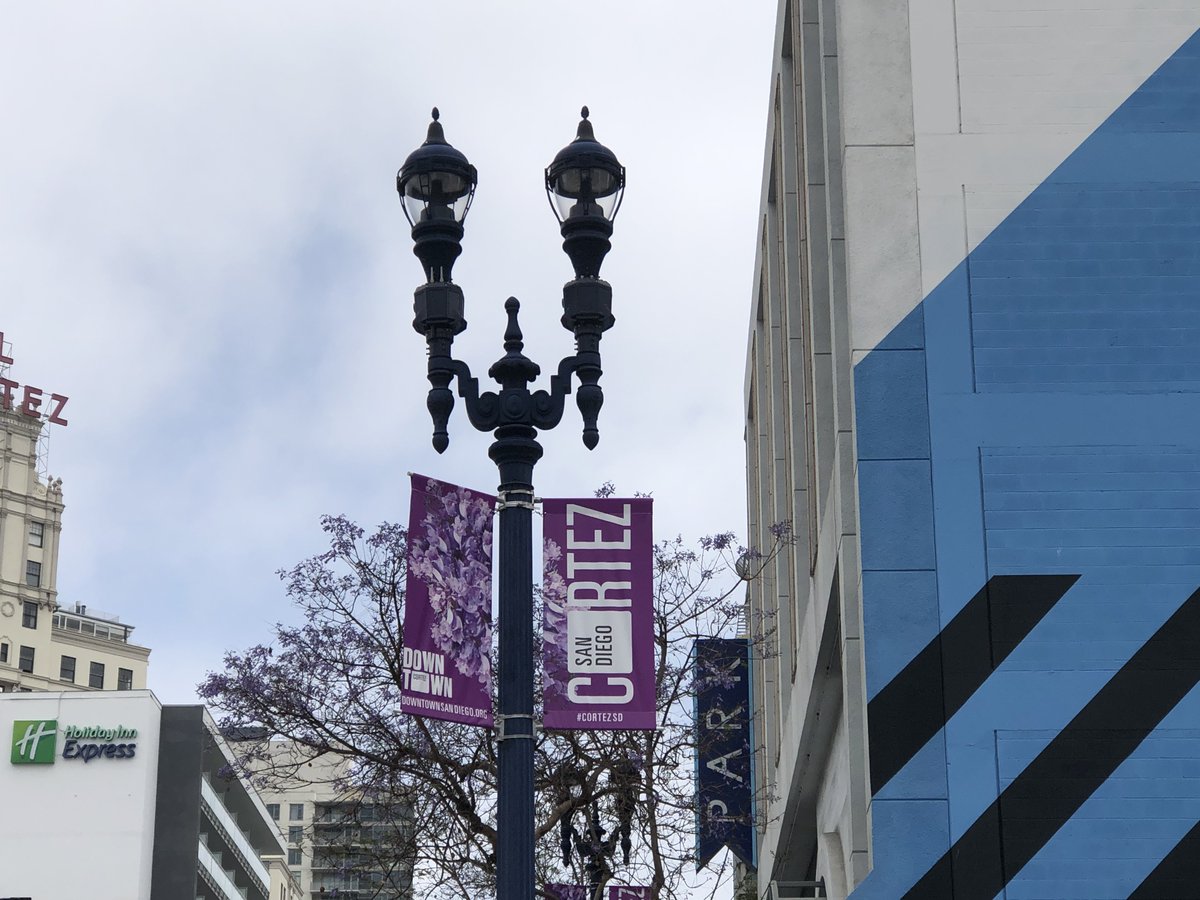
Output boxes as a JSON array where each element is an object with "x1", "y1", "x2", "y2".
[{"x1": 11, "y1": 719, "x2": 58, "y2": 764}]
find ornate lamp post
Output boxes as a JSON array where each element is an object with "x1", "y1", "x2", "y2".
[{"x1": 397, "y1": 107, "x2": 625, "y2": 900}]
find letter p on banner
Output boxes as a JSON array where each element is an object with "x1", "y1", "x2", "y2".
[{"x1": 542, "y1": 497, "x2": 655, "y2": 730}]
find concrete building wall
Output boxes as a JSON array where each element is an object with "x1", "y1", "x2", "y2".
[{"x1": 747, "y1": 3, "x2": 1200, "y2": 897}]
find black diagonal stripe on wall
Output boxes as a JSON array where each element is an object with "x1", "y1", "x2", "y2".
[
  {"x1": 902, "y1": 586, "x2": 1200, "y2": 900},
  {"x1": 868, "y1": 574, "x2": 1079, "y2": 794},
  {"x1": 1130, "y1": 819, "x2": 1200, "y2": 899}
]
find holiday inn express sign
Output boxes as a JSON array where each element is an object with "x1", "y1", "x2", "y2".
[
  {"x1": 11, "y1": 720, "x2": 139, "y2": 765},
  {"x1": 11, "y1": 720, "x2": 57, "y2": 764}
]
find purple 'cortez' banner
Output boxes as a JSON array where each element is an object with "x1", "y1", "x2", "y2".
[
  {"x1": 543, "y1": 497, "x2": 655, "y2": 730},
  {"x1": 547, "y1": 887, "x2": 649, "y2": 900},
  {"x1": 402, "y1": 474, "x2": 495, "y2": 728}
]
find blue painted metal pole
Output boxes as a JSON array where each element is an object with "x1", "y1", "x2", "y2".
[{"x1": 492, "y1": 424, "x2": 542, "y2": 900}]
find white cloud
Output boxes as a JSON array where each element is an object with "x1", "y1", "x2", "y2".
[{"x1": 0, "y1": 0, "x2": 776, "y2": 732}]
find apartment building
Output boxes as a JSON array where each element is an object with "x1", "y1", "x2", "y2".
[{"x1": 250, "y1": 741, "x2": 414, "y2": 899}]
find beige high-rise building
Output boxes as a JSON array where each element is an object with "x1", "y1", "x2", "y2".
[{"x1": 0, "y1": 406, "x2": 150, "y2": 693}]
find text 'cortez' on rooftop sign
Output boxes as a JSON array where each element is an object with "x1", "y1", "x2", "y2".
[{"x1": 0, "y1": 330, "x2": 69, "y2": 426}]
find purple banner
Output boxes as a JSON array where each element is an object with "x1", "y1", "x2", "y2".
[
  {"x1": 547, "y1": 887, "x2": 649, "y2": 900},
  {"x1": 402, "y1": 474, "x2": 495, "y2": 728},
  {"x1": 543, "y1": 498, "x2": 655, "y2": 730}
]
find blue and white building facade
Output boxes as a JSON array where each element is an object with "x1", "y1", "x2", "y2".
[{"x1": 744, "y1": 2, "x2": 1200, "y2": 897}]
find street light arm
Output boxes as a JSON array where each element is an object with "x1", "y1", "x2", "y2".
[
  {"x1": 422, "y1": 295, "x2": 610, "y2": 449},
  {"x1": 527, "y1": 344, "x2": 604, "y2": 449},
  {"x1": 451, "y1": 358, "x2": 502, "y2": 433},
  {"x1": 527, "y1": 353, "x2": 579, "y2": 433},
  {"x1": 422, "y1": 338, "x2": 502, "y2": 451}
]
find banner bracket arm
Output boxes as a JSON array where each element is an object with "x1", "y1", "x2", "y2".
[
  {"x1": 496, "y1": 714, "x2": 536, "y2": 742},
  {"x1": 496, "y1": 490, "x2": 538, "y2": 511}
]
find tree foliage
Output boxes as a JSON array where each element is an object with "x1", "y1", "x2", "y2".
[{"x1": 199, "y1": 507, "x2": 787, "y2": 899}]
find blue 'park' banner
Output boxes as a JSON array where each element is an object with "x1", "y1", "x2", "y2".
[{"x1": 694, "y1": 638, "x2": 753, "y2": 869}]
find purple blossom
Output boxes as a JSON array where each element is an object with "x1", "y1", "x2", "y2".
[
  {"x1": 408, "y1": 480, "x2": 495, "y2": 688},
  {"x1": 541, "y1": 537, "x2": 570, "y2": 707}
]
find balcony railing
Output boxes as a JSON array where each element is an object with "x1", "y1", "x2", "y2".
[
  {"x1": 52, "y1": 605, "x2": 133, "y2": 643},
  {"x1": 765, "y1": 881, "x2": 827, "y2": 899},
  {"x1": 197, "y1": 837, "x2": 250, "y2": 899},
  {"x1": 200, "y1": 776, "x2": 271, "y2": 891}
]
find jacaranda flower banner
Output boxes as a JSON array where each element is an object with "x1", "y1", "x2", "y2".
[
  {"x1": 694, "y1": 638, "x2": 754, "y2": 869},
  {"x1": 402, "y1": 474, "x2": 495, "y2": 728},
  {"x1": 542, "y1": 497, "x2": 655, "y2": 730}
]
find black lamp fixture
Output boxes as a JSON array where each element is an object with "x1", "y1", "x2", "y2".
[
  {"x1": 397, "y1": 108, "x2": 477, "y2": 284},
  {"x1": 546, "y1": 106, "x2": 626, "y2": 280},
  {"x1": 396, "y1": 108, "x2": 625, "y2": 900}
]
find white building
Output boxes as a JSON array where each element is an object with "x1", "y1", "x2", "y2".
[
  {"x1": 0, "y1": 406, "x2": 150, "y2": 694},
  {"x1": 248, "y1": 740, "x2": 414, "y2": 900},
  {"x1": 0, "y1": 690, "x2": 302, "y2": 900}
]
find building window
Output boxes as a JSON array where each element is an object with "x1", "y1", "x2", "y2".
[
  {"x1": 287, "y1": 847, "x2": 302, "y2": 866},
  {"x1": 28, "y1": 520, "x2": 44, "y2": 547},
  {"x1": 117, "y1": 668, "x2": 133, "y2": 690},
  {"x1": 289, "y1": 803, "x2": 304, "y2": 821},
  {"x1": 288, "y1": 825, "x2": 302, "y2": 843},
  {"x1": 60, "y1": 655, "x2": 76, "y2": 683},
  {"x1": 266, "y1": 803, "x2": 280, "y2": 821},
  {"x1": 0, "y1": 642, "x2": 8, "y2": 664},
  {"x1": 18, "y1": 646, "x2": 34, "y2": 673},
  {"x1": 25, "y1": 560, "x2": 41, "y2": 587},
  {"x1": 22, "y1": 601, "x2": 38, "y2": 629},
  {"x1": 89, "y1": 661, "x2": 105, "y2": 689}
]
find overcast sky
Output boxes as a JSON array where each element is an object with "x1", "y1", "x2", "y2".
[{"x1": 1, "y1": 1, "x2": 775, "y2": 717}]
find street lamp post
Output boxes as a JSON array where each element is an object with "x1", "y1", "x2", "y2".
[
  {"x1": 557, "y1": 756, "x2": 639, "y2": 900},
  {"x1": 397, "y1": 107, "x2": 625, "y2": 900}
]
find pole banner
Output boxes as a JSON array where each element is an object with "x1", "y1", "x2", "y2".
[
  {"x1": 547, "y1": 887, "x2": 649, "y2": 900},
  {"x1": 402, "y1": 474, "x2": 495, "y2": 728},
  {"x1": 694, "y1": 638, "x2": 754, "y2": 869},
  {"x1": 542, "y1": 497, "x2": 655, "y2": 730}
]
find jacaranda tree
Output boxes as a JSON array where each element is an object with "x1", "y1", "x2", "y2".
[{"x1": 199, "y1": 503, "x2": 788, "y2": 899}]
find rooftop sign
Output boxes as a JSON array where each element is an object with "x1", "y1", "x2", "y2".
[{"x1": 0, "y1": 330, "x2": 69, "y2": 426}]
